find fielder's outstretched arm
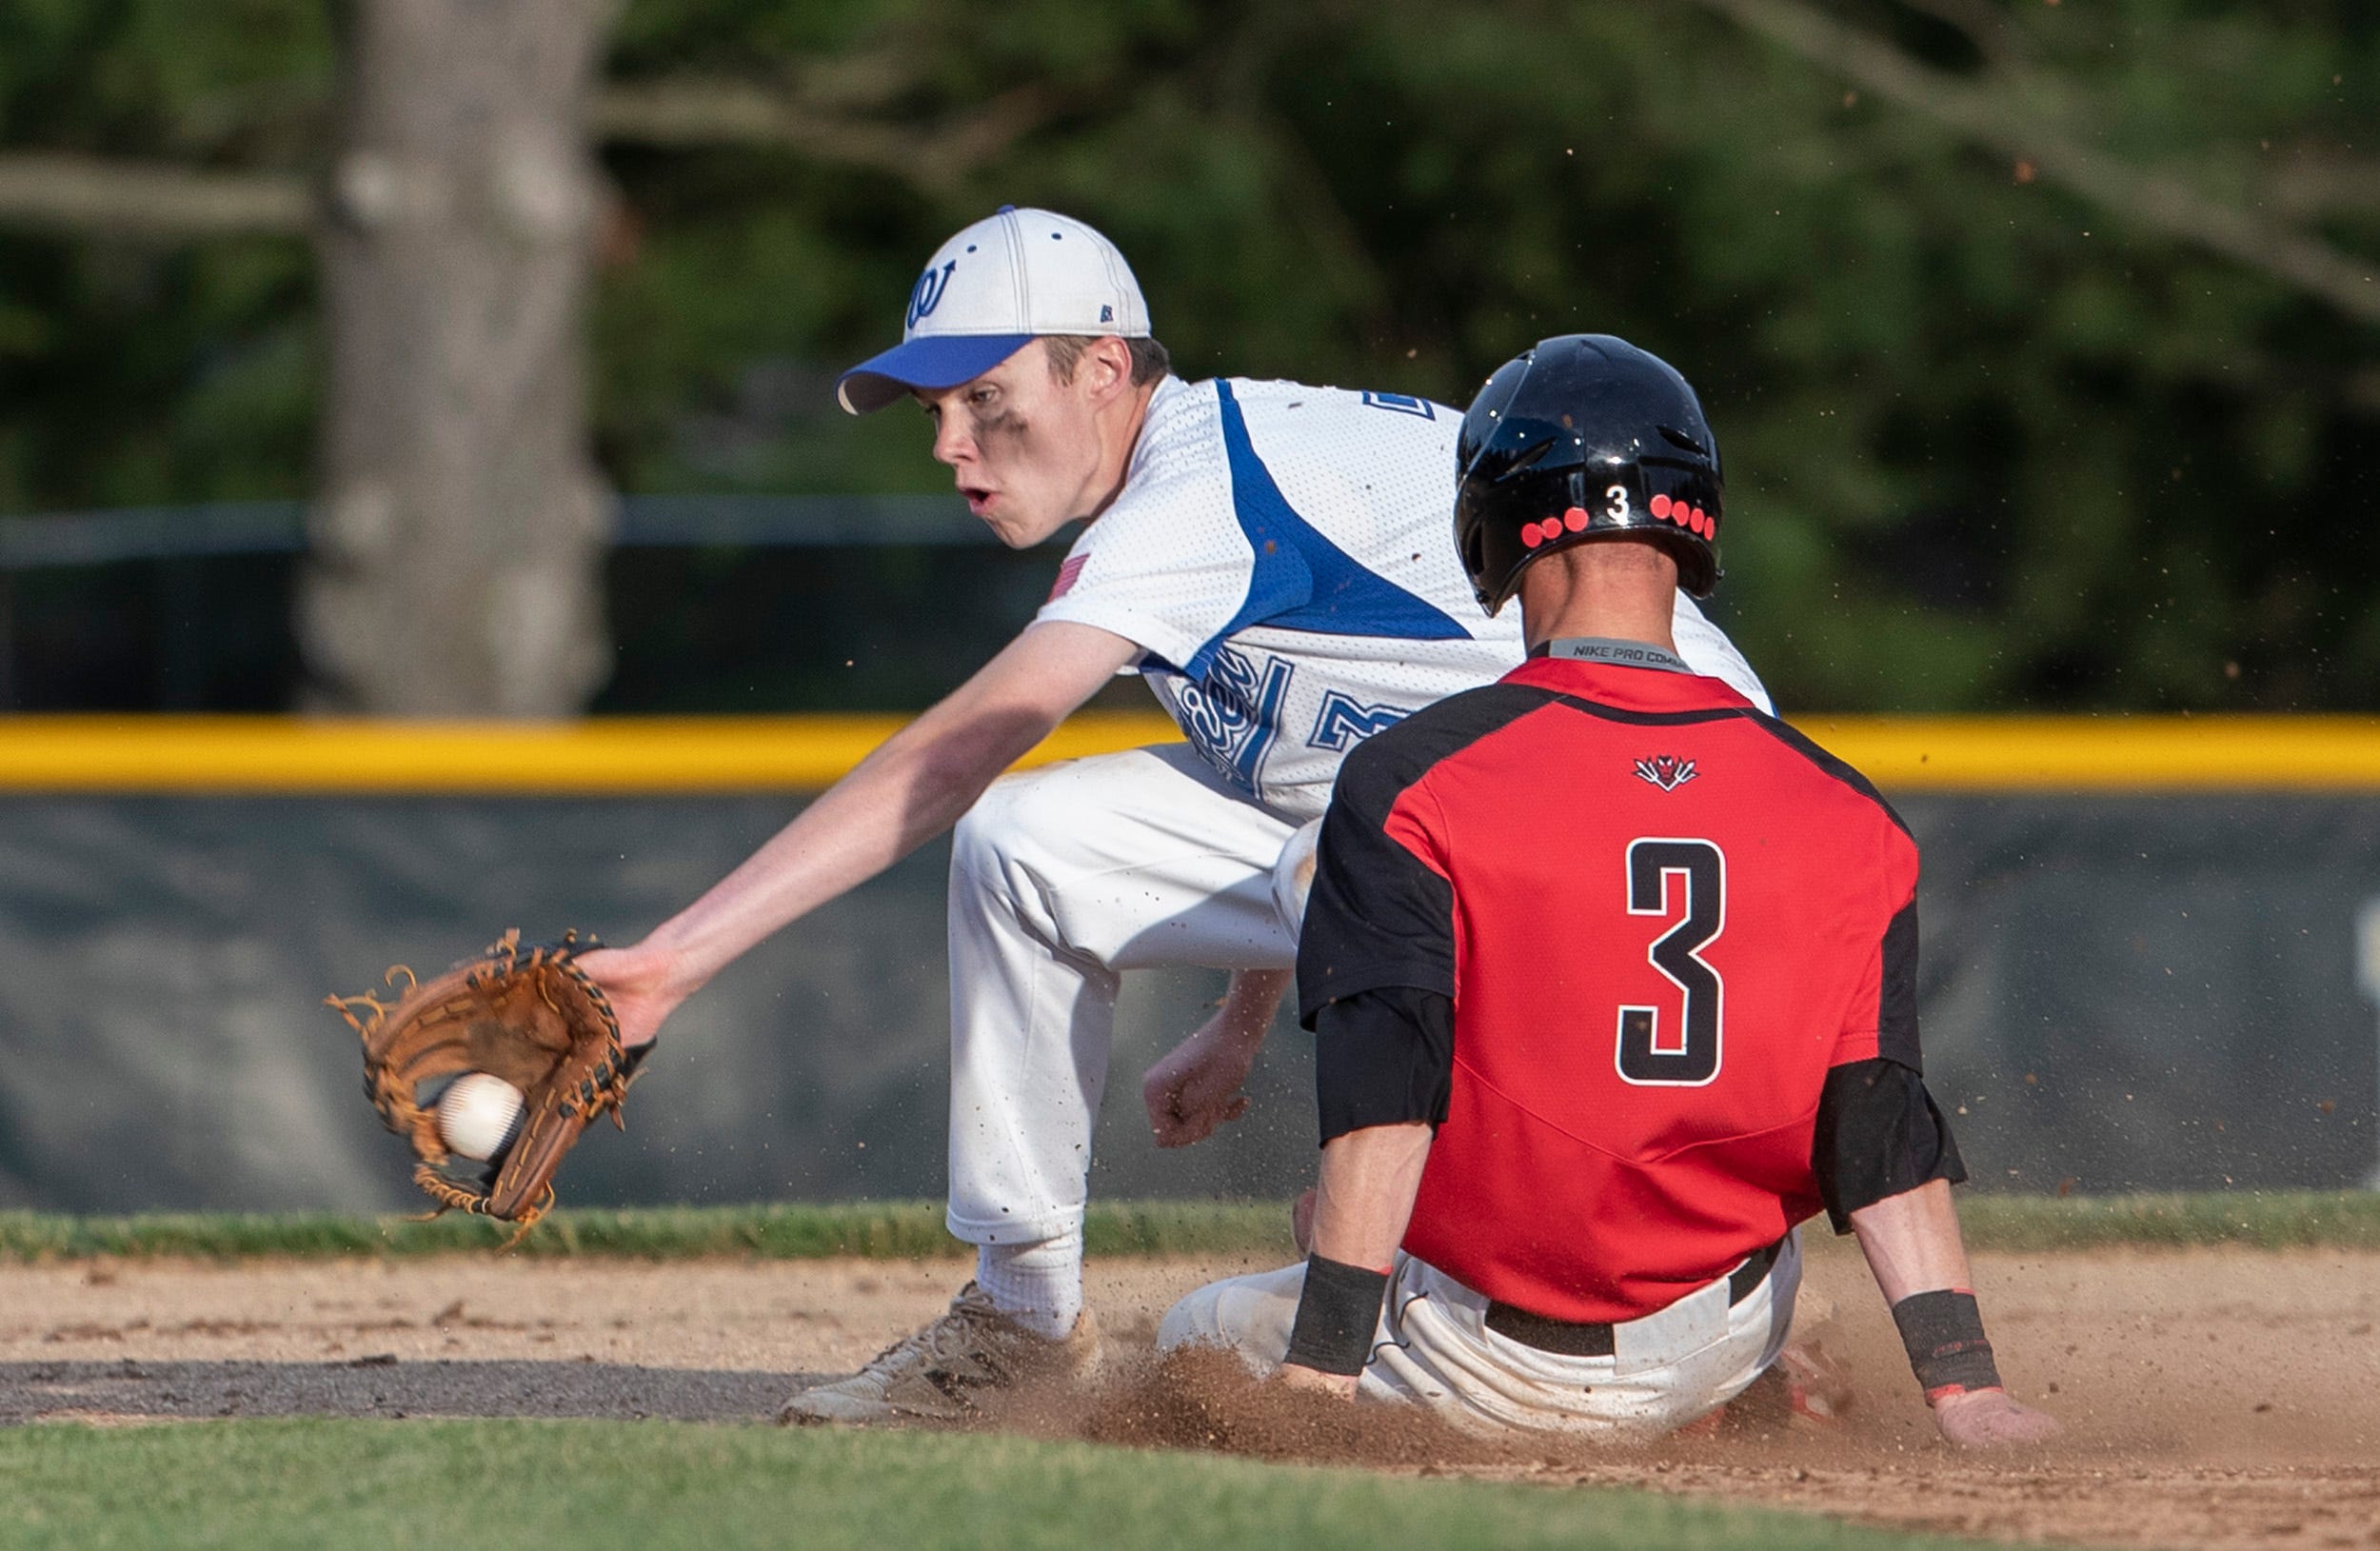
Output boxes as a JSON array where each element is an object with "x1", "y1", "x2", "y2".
[{"x1": 581, "y1": 621, "x2": 1140, "y2": 1046}]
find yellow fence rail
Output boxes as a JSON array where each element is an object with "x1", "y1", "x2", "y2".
[{"x1": 0, "y1": 713, "x2": 2372, "y2": 793}]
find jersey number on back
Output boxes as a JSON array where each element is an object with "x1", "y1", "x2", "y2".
[{"x1": 1616, "y1": 839, "x2": 1725, "y2": 1086}]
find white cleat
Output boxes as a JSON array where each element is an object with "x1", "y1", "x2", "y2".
[{"x1": 780, "y1": 1281, "x2": 1102, "y2": 1425}]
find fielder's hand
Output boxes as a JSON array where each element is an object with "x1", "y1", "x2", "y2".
[
  {"x1": 1142, "y1": 1010, "x2": 1259, "y2": 1147},
  {"x1": 1933, "y1": 1387, "x2": 2061, "y2": 1448},
  {"x1": 574, "y1": 942, "x2": 685, "y2": 1050}
]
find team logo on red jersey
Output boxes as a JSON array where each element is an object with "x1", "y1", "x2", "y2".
[{"x1": 1633, "y1": 754, "x2": 1697, "y2": 791}]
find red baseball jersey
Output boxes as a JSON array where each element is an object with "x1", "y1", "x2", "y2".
[{"x1": 1298, "y1": 649, "x2": 1921, "y2": 1324}]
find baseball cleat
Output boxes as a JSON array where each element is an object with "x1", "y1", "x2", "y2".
[
  {"x1": 1712, "y1": 1339, "x2": 1854, "y2": 1434},
  {"x1": 1775, "y1": 1337, "x2": 1854, "y2": 1423},
  {"x1": 780, "y1": 1281, "x2": 1101, "y2": 1425}
]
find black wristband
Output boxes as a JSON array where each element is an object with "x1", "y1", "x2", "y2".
[
  {"x1": 1283, "y1": 1254, "x2": 1391, "y2": 1377},
  {"x1": 1891, "y1": 1289, "x2": 2002, "y2": 1401}
]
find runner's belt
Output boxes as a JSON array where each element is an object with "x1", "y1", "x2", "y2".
[{"x1": 1482, "y1": 1237, "x2": 1786, "y2": 1359}]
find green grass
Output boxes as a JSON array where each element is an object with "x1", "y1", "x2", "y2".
[
  {"x1": 1953, "y1": 1189, "x2": 2380, "y2": 1251},
  {"x1": 3, "y1": 1190, "x2": 2375, "y2": 1263},
  {"x1": 0, "y1": 1200, "x2": 1291, "y2": 1262},
  {"x1": 0, "y1": 1419, "x2": 1993, "y2": 1551}
]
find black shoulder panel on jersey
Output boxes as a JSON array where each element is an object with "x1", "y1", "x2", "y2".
[
  {"x1": 1734, "y1": 709, "x2": 1915, "y2": 841},
  {"x1": 1877, "y1": 896, "x2": 1922, "y2": 1071},
  {"x1": 1297, "y1": 683, "x2": 1560, "y2": 1025}
]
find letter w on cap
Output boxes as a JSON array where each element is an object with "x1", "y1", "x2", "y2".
[{"x1": 906, "y1": 262, "x2": 957, "y2": 329}]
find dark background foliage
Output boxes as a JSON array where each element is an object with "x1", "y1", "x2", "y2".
[{"x1": 2, "y1": 0, "x2": 2374, "y2": 712}]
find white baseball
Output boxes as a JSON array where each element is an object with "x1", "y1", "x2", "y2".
[{"x1": 437, "y1": 1073, "x2": 526, "y2": 1163}]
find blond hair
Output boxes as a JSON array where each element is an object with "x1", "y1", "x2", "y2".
[{"x1": 1041, "y1": 334, "x2": 1171, "y2": 388}]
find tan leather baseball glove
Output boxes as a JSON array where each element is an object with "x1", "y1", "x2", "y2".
[{"x1": 327, "y1": 929, "x2": 649, "y2": 1245}]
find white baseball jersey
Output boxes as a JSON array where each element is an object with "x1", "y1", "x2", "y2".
[{"x1": 1035, "y1": 375, "x2": 1769, "y2": 822}]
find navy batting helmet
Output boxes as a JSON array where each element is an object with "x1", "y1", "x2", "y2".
[{"x1": 1454, "y1": 334, "x2": 1724, "y2": 612}]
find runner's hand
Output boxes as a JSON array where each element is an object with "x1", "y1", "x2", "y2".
[{"x1": 1934, "y1": 1388, "x2": 2060, "y2": 1448}]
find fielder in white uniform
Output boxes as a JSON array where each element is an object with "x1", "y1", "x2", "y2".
[{"x1": 578, "y1": 207, "x2": 1770, "y2": 1423}]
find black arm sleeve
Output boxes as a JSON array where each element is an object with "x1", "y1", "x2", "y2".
[
  {"x1": 1313, "y1": 986, "x2": 1455, "y2": 1145},
  {"x1": 1813, "y1": 1058, "x2": 1967, "y2": 1233}
]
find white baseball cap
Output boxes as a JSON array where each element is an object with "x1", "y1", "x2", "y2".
[{"x1": 836, "y1": 206, "x2": 1152, "y2": 414}]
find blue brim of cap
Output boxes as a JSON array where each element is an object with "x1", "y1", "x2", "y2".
[{"x1": 835, "y1": 334, "x2": 1036, "y2": 414}]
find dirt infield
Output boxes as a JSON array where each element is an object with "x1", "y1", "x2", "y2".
[{"x1": 5, "y1": 1239, "x2": 2375, "y2": 1550}]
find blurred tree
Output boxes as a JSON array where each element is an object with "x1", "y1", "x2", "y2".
[{"x1": 300, "y1": 0, "x2": 615, "y2": 715}]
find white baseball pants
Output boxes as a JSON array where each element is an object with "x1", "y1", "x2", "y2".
[
  {"x1": 1156, "y1": 1238, "x2": 1801, "y2": 1439},
  {"x1": 945, "y1": 744, "x2": 1299, "y2": 1245}
]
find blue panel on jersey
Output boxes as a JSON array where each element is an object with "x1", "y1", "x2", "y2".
[
  {"x1": 1180, "y1": 381, "x2": 1470, "y2": 679},
  {"x1": 1360, "y1": 390, "x2": 1437, "y2": 419}
]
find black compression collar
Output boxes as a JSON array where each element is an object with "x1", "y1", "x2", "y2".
[
  {"x1": 1892, "y1": 1289, "x2": 2002, "y2": 1402},
  {"x1": 1283, "y1": 1254, "x2": 1391, "y2": 1377},
  {"x1": 1528, "y1": 637, "x2": 1692, "y2": 673}
]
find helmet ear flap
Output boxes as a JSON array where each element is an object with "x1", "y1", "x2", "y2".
[{"x1": 1460, "y1": 522, "x2": 1488, "y2": 596}]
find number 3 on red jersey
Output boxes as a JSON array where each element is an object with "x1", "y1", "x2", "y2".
[{"x1": 1617, "y1": 838, "x2": 1725, "y2": 1086}]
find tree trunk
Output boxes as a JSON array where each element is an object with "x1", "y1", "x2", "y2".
[{"x1": 302, "y1": 0, "x2": 616, "y2": 717}]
